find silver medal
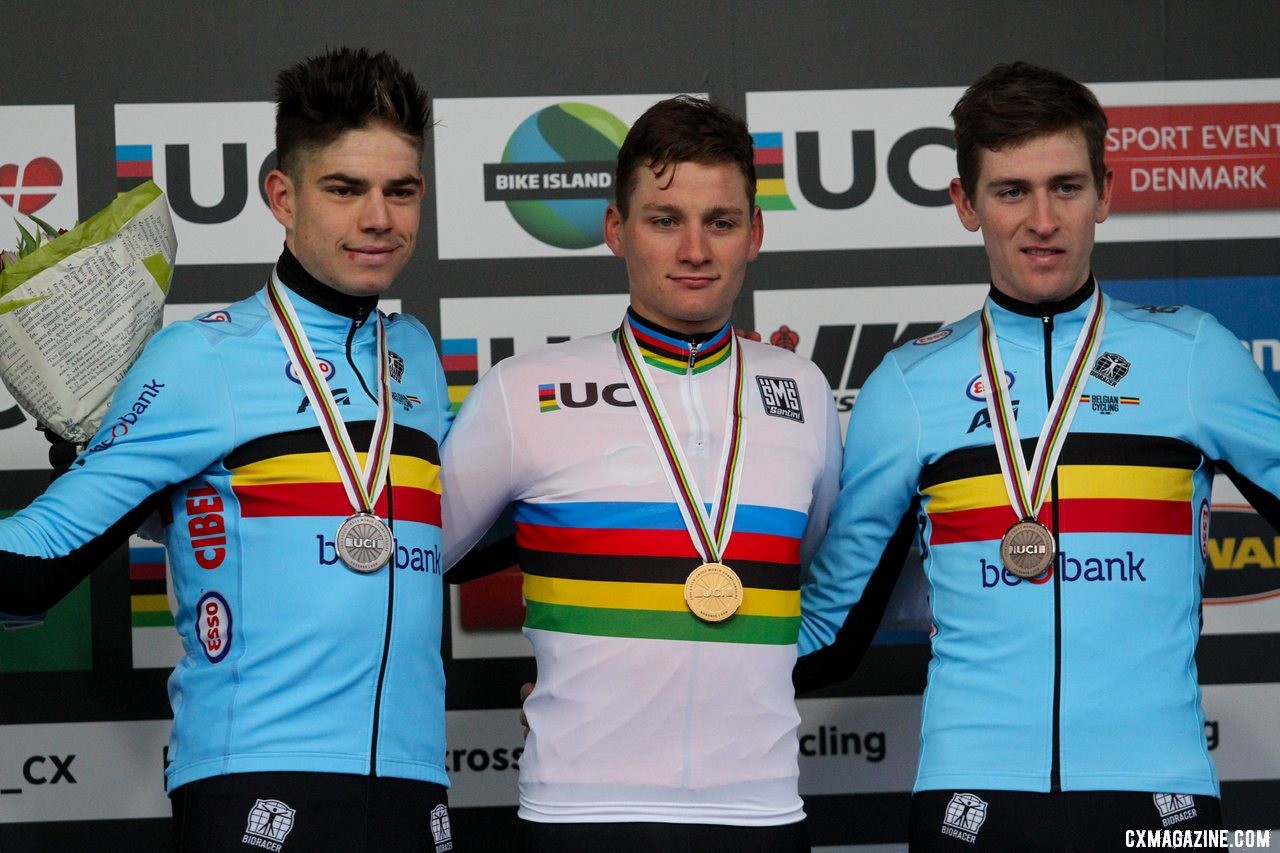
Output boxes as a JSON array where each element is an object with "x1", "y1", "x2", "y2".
[
  {"x1": 336, "y1": 513, "x2": 393, "y2": 573},
  {"x1": 1000, "y1": 519, "x2": 1056, "y2": 579}
]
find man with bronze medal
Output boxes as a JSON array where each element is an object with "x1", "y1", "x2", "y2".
[
  {"x1": 0, "y1": 49, "x2": 459, "y2": 849},
  {"x1": 794, "y1": 63, "x2": 1280, "y2": 850},
  {"x1": 442, "y1": 97, "x2": 841, "y2": 852}
]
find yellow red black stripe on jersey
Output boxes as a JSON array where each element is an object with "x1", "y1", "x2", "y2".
[
  {"x1": 224, "y1": 423, "x2": 441, "y2": 526},
  {"x1": 920, "y1": 432, "x2": 1201, "y2": 545}
]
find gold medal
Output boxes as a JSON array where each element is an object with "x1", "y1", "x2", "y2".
[
  {"x1": 1000, "y1": 518, "x2": 1056, "y2": 579},
  {"x1": 683, "y1": 562, "x2": 743, "y2": 622}
]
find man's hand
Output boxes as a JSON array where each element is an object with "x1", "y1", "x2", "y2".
[
  {"x1": 519, "y1": 681, "x2": 535, "y2": 740},
  {"x1": 40, "y1": 424, "x2": 77, "y2": 481}
]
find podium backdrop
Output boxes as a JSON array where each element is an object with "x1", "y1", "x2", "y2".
[{"x1": 2, "y1": 2, "x2": 1278, "y2": 848}]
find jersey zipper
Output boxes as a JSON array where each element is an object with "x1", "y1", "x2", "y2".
[
  {"x1": 347, "y1": 307, "x2": 396, "y2": 777},
  {"x1": 684, "y1": 341, "x2": 711, "y2": 451},
  {"x1": 1042, "y1": 311, "x2": 1063, "y2": 792}
]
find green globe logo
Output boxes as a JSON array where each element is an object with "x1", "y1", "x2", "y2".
[{"x1": 497, "y1": 103, "x2": 629, "y2": 249}]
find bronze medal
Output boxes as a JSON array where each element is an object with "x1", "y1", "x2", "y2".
[
  {"x1": 336, "y1": 513, "x2": 393, "y2": 573},
  {"x1": 683, "y1": 562, "x2": 743, "y2": 622},
  {"x1": 1000, "y1": 518, "x2": 1056, "y2": 579}
]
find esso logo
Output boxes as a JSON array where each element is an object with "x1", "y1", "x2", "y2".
[
  {"x1": 913, "y1": 329, "x2": 952, "y2": 346},
  {"x1": 197, "y1": 591, "x2": 232, "y2": 663},
  {"x1": 285, "y1": 358, "x2": 335, "y2": 384},
  {"x1": 966, "y1": 371, "x2": 1015, "y2": 401}
]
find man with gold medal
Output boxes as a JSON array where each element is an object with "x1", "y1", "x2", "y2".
[
  {"x1": 794, "y1": 62, "x2": 1280, "y2": 850},
  {"x1": 441, "y1": 97, "x2": 841, "y2": 851}
]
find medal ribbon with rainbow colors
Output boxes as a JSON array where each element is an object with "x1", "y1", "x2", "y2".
[
  {"x1": 977, "y1": 289, "x2": 1106, "y2": 581},
  {"x1": 266, "y1": 273, "x2": 396, "y2": 573},
  {"x1": 617, "y1": 318, "x2": 747, "y2": 621}
]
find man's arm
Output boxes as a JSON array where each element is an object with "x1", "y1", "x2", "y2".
[
  {"x1": 793, "y1": 355, "x2": 925, "y2": 693},
  {"x1": 1190, "y1": 311, "x2": 1280, "y2": 529},
  {"x1": 797, "y1": 370, "x2": 843, "y2": 569},
  {"x1": 440, "y1": 361, "x2": 523, "y2": 572},
  {"x1": 0, "y1": 322, "x2": 231, "y2": 613}
]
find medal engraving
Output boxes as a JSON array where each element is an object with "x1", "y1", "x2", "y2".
[
  {"x1": 1000, "y1": 519, "x2": 1056, "y2": 579},
  {"x1": 683, "y1": 562, "x2": 743, "y2": 622},
  {"x1": 336, "y1": 513, "x2": 393, "y2": 573}
]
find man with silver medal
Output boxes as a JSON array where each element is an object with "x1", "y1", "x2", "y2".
[
  {"x1": 441, "y1": 96, "x2": 841, "y2": 852},
  {"x1": 0, "y1": 48, "x2": 458, "y2": 850},
  {"x1": 793, "y1": 62, "x2": 1280, "y2": 850}
]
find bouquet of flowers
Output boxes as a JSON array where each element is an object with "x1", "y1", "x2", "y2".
[
  {"x1": 0, "y1": 214, "x2": 67, "y2": 273},
  {"x1": 0, "y1": 180, "x2": 177, "y2": 444}
]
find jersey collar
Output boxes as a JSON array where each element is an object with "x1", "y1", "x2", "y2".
[{"x1": 624, "y1": 308, "x2": 734, "y2": 375}]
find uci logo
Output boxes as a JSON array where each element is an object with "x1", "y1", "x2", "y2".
[
  {"x1": 539, "y1": 381, "x2": 636, "y2": 411},
  {"x1": 768, "y1": 126, "x2": 955, "y2": 209}
]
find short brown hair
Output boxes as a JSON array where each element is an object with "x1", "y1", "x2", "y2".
[
  {"x1": 951, "y1": 61, "x2": 1108, "y2": 198},
  {"x1": 275, "y1": 47, "x2": 430, "y2": 178},
  {"x1": 614, "y1": 96, "x2": 756, "y2": 218}
]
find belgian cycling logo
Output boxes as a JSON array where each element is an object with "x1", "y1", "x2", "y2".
[
  {"x1": 485, "y1": 102, "x2": 628, "y2": 249},
  {"x1": 756, "y1": 376, "x2": 804, "y2": 422},
  {"x1": 242, "y1": 798, "x2": 295, "y2": 850},
  {"x1": 1153, "y1": 792, "x2": 1198, "y2": 827},
  {"x1": 430, "y1": 803, "x2": 454, "y2": 852},
  {"x1": 1080, "y1": 393, "x2": 1140, "y2": 414},
  {"x1": 198, "y1": 310, "x2": 231, "y2": 323},
  {"x1": 941, "y1": 792, "x2": 987, "y2": 843},
  {"x1": 392, "y1": 392, "x2": 421, "y2": 412},
  {"x1": 1090, "y1": 351, "x2": 1131, "y2": 386}
]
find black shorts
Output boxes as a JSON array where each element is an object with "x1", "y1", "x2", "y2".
[
  {"x1": 519, "y1": 817, "x2": 809, "y2": 853},
  {"x1": 169, "y1": 771, "x2": 453, "y2": 852},
  {"x1": 909, "y1": 788, "x2": 1224, "y2": 851}
]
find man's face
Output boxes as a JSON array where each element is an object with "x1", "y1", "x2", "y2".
[
  {"x1": 265, "y1": 123, "x2": 424, "y2": 297},
  {"x1": 949, "y1": 129, "x2": 1113, "y2": 304},
  {"x1": 604, "y1": 160, "x2": 763, "y2": 334}
]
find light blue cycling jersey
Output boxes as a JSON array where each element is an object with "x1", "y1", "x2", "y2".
[
  {"x1": 0, "y1": 257, "x2": 452, "y2": 792},
  {"x1": 798, "y1": 278, "x2": 1280, "y2": 796}
]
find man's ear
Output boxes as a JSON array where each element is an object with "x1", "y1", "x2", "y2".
[
  {"x1": 264, "y1": 169, "x2": 296, "y2": 231},
  {"x1": 949, "y1": 178, "x2": 982, "y2": 233},
  {"x1": 603, "y1": 203, "x2": 626, "y2": 259},
  {"x1": 748, "y1": 204, "x2": 764, "y2": 261},
  {"x1": 1094, "y1": 167, "x2": 1115, "y2": 225}
]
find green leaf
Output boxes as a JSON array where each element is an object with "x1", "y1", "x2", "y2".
[
  {"x1": 27, "y1": 214, "x2": 60, "y2": 239},
  {"x1": 14, "y1": 219, "x2": 37, "y2": 255}
]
